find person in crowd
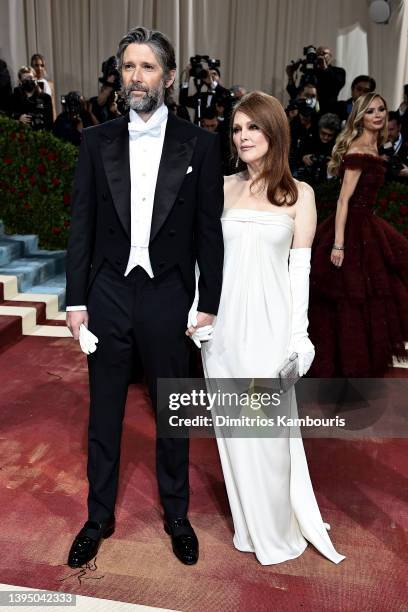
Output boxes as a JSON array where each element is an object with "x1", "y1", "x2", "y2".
[
  {"x1": 314, "y1": 46, "x2": 346, "y2": 113},
  {"x1": 230, "y1": 84, "x2": 247, "y2": 102},
  {"x1": 296, "y1": 113, "x2": 341, "y2": 185},
  {"x1": 200, "y1": 106, "x2": 232, "y2": 174},
  {"x1": 10, "y1": 66, "x2": 53, "y2": 131},
  {"x1": 198, "y1": 90, "x2": 345, "y2": 566},
  {"x1": 201, "y1": 107, "x2": 219, "y2": 132},
  {"x1": 89, "y1": 74, "x2": 122, "y2": 123},
  {"x1": 0, "y1": 59, "x2": 12, "y2": 115},
  {"x1": 309, "y1": 93, "x2": 408, "y2": 377},
  {"x1": 30, "y1": 53, "x2": 57, "y2": 121},
  {"x1": 286, "y1": 46, "x2": 345, "y2": 114},
  {"x1": 289, "y1": 100, "x2": 319, "y2": 173},
  {"x1": 53, "y1": 91, "x2": 97, "y2": 146},
  {"x1": 397, "y1": 83, "x2": 408, "y2": 140},
  {"x1": 334, "y1": 75, "x2": 376, "y2": 123},
  {"x1": 179, "y1": 63, "x2": 232, "y2": 125},
  {"x1": 166, "y1": 97, "x2": 191, "y2": 121},
  {"x1": 297, "y1": 82, "x2": 320, "y2": 113},
  {"x1": 380, "y1": 111, "x2": 408, "y2": 183}
]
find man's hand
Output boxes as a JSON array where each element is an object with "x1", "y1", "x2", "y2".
[
  {"x1": 186, "y1": 311, "x2": 215, "y2": 338},
  {"x1": 302, "y1": 154, "x2": 314, "y2": 167},
  {"x1": 67, "y1": 310, "x2": 89, "y2": 340},
  {"x1": 399, "y1": 165, "x2": 408, "y2": 178},
  {"x1": 19, "y1": 114, "x2": 32, "y2": 124}
]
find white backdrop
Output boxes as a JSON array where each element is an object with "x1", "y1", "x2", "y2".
[{"x1": 1, "y1": 0, "x2": 407, "y2": 112}]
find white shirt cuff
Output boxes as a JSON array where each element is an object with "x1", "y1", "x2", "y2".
[{"x1": 66, "y1": 305, "x2": 87, "y2": 311}]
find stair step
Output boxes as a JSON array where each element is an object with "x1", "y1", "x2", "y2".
[
  {"x1": 0, "y1": 315, "x2": 22, "y2": 352},
  {"x1": 8, "y1": 292, "x2": 59, "y2": 319},
  {"x1": 4, "y1": 234, "x2": 39, "y2": 254},
  {"x1": 0, "y1": 275, "x2": 18, "y2": 300},
  {"x1": 0, "y1": 297, "x2": 69, "y2": 336},
  {"x1": 2, "y1": 300, "x2": 46, "y2": 324},
  {"x1": 28, "y1": 324, "x2": 71, "y2": 337},
  {"x1": 0, "y1": 305, "x2": 37, "y2": 334},
  {"x1": 0, "y1": 258, "x2": 61, "y2": 292},
  {"x1": 27, "y1": 272, "x2": 67, "y2": 309},
  {"x1": 0, "y1": 240, "x2": 23, "y2": 265}
]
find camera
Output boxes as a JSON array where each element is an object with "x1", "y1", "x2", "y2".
[
  {"x1": 296, "y1": 153, "x2": 329, "y2": 185},
  {"x1": 99, "y1": 56, "x2": 121, "y2": 91},
  {"x1": 28, "y1": 98, "x2": 46, "y2": 129},
  {"x1": 189, "y1": 55, "x2": 221, "y2": 80},
  {"x1": 289, "y1": 45, "x2": 318, "y2": 86},
  {"x1": 61, "y1": 91, "x2": 82, "y2": 117}
]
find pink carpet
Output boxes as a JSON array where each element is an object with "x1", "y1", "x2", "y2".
[{"x1": 0, "y1": 336, "x2": 406, "y2": 611}]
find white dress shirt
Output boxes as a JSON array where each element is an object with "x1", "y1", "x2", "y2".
[
  {"x1": 66, "y1": 104, "x2": 168, "y2": 311},
  {"x1": 125, "y1": 104, "x2": 168, "y2": 277}
]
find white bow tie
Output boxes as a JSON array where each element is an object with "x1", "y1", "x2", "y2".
[{"x1": 128, "y1": 122, "x2": 162, "y2": 138}]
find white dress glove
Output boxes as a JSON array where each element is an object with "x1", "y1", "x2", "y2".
[
  {"x1": 79, "y1": 323, "x2": 99, "y2": 355},
  {"x1": 187, "y1": 263, "x2": 214, "y2": 348},
  {"x1": 288, "y1": 248, "x2": 315, "y2": 376}
]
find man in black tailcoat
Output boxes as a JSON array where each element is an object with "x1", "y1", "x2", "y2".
[{"x1": 65, "y1": 26, "x2": 224, "y2": 568}]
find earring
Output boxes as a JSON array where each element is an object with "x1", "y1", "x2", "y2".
[{"x1": 235, "y1": 156, "x2": 240, "y2": 169}]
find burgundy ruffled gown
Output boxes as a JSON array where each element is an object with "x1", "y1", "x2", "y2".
[{"x1": 309, "y1": 153, "x2": 408, "y2": 377}]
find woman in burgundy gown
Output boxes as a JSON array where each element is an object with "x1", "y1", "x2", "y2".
[{"x1": 309, "y1": 93, "x2": 408, "y2": 376}]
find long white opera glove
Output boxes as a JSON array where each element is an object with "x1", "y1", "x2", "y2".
[
  {"x1": 187, "y1": 263, "x2": 214, "y2": 348},
  {"x1": 79, "y1": 323, "x2": 99, "y2": 355},
  {"x1": 288, "y1": 248, "x2": 315, "y2": 376}
]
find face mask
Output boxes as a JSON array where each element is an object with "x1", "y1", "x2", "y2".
[
  {"x1": 306, "y1": 97, "x2": 317, "y2": 109},
  {"x1": 22, "y1": 79, "x2": 36, "y2": 92}
]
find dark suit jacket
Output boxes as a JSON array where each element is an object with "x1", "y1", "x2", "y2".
[
  {"x1": 66, "y1": 111, "x2": 224, "y2": 315},
  {"x1": 179, "y1": 83, "x2": 232, "y2": 124}
]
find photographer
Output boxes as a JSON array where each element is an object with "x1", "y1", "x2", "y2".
[
  {"x1": 53, "y1": 91, "x2": 97, "y2": 146},
  {"x1": 89, "y1": 56, "x2": 123, "y2": 123},
  {"x1": 230, "y1": 84, "x2": 247, "y2": 102},
  {"x1": 179, "y1": 56, "x2": 232, "y2": 124},
  {"x1": 289, "y1": 99, "x2": 319, "y2": 172},
  {"x1": 295, "y1": 113, "x2": 341, "y2": 185},
  {"x1": 10, "y1": 66, "x2": 53, "y2": 131},
  {"x1": 380, "y1": 111, "x2": 408, "y2": 183},
  {"x1": 0, "y1": 59, "x2": 12, "y2": 115},
  {"x1": 286, "y1": 45, "x2": 345, "y2": 114}
]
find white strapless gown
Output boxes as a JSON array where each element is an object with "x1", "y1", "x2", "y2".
[{"x1": 201, "y1": 208, "x2": 345, "y2": 565}]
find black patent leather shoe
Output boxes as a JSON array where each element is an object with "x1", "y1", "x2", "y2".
[
  {"x1": 67, "y1": 516, "x2": 115, "y2": 568},
  {"x1": 164, "y1": 518, "x2": 199, "y2": 565}
]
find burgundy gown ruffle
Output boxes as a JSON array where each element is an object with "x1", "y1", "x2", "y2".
[{"x1": 309, "y1": 153, "x2": 408, "y2": 377}]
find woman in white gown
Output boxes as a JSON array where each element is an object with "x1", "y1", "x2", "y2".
[{"x1": 194, "y1": 92, "x2": 345, "y2": 565}]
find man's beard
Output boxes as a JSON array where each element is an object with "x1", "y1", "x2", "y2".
[{"x1": 124, "y1": 81, "x2": 165, "y2": 113}]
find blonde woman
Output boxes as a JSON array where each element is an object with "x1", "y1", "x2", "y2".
[
  {"x1": 309, "y1": 93, "x2": 408, "y2": 377},
  {"x1": 31, "y1": 53, "x2": 57, "y2": 120}
]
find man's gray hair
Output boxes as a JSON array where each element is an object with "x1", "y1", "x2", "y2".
[
  {"x1": 116, "y1": 26, "x2": 176, "y2": 102},
  {"x1": 318, "y1": 113, "x2": 341, "y2": 133}
]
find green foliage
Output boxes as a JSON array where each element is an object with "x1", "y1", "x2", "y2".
[
  {"x1": 0, "y1": 116, "x2": 78, "y2": 249},
  {"x1": 314, "y1": 177, "x2": 408, "y2": 238}
]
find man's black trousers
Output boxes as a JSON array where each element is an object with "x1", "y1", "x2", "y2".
[{"x1": 86, "y1": 261, "x2": 191, "y2": 522}]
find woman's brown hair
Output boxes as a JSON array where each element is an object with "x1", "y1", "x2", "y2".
[{"x1": 230, "y1": 91, "x2": 298, "y2": 206}]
